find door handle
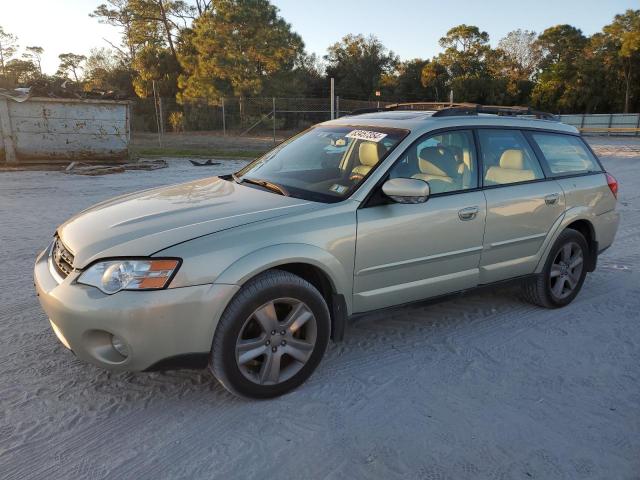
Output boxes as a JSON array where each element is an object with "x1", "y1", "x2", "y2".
[
  {"x1": 458, "y1": 206, "x2": 479, "y2": 221},
  {"x1": 544, "y1": 193, "x2": 560, "y2": 205}
]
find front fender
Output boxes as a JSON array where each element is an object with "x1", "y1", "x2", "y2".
[{"x1": 215, "y1": 243, "x2": 353, "y2": 314}]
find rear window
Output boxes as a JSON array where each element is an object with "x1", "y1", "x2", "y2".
[{"x1": 531, "y1": 133, "x2": 601, "y2": 175}]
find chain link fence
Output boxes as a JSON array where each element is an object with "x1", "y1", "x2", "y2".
[
  {"x1": 131, "y1": 96, "x2": 391, "y2": 137},
  {"x1": 129, "y1": 98, "x2": 640, "y2": 156}
]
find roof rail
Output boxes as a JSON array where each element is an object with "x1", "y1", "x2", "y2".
[
  {"x1": 386, "y1": 102, "x2": 475, "y2": 111},
  {"x1": 348, "y1": 107, "x2": 388, "y2": 115},
  {"x1": 432, "y1": 104, "x2": 558, "y2": 120},
  {"x1": 348, "y1": 102, "x2": 472, "y2": 116},
  {"x1": 346, "y1": 102, "x2": 557, "y2": 120}
]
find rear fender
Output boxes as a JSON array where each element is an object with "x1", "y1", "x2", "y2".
[{"x1": 534, "y1": 207, "x2": 596, "y2": 273}]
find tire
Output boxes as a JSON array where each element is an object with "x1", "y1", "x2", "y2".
[
  {"x1": 522, "y1": 228, "x2": 589, "y2": 308},
  {"x1": 210, "y1": 269, "x2": 330, "y2": 399}
]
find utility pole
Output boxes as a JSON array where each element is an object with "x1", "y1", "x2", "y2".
[{"x1": 330, "y1": 78, "x2": 335, "y2": 120}]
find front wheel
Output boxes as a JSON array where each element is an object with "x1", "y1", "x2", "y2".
[
  {"x1": 522, "y1": 229, "x2": 588, "y2": 308},
  {"x1": 210, "y1": 270, "x2": 330, "y2": 398}
]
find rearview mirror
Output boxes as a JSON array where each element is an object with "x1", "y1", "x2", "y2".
[{"x1": 382, "y1": 178, "x2": 430, "y2": 204}]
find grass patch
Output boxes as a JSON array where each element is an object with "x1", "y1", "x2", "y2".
[{"x1": 130, "y1": 146, "x2": 267, "y2": 159}]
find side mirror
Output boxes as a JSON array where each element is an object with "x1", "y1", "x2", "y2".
[{"x1": 382, "y1": 178, "x2": 430, "y2": 204}]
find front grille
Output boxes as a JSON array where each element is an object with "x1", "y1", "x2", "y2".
[{"x1": 51, "y1": 237, "x2": 75, "y2": 279}]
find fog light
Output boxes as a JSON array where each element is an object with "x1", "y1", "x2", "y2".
[{"x1": 111, "y1": 335, "x2": 129, "y2": 358}]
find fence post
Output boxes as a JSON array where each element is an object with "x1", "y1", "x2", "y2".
[
  {"x1": 0, "y1": 98, "x2": 17, "y2": 163},
  {"x1": 636, "y1": 113, "x2": 639, "y2": 137},
  {"x1": 272, "y1": 97, "x2": 276, "y2": 144},
  {"x1": 221, "y1": 97, "x2": 226, "y2": 136},
  {"x1": 336, "y1": 96, "x2": 340, "y2": 118},
  {"x1": 158, "y1": 97, "x2": 164, "y2": 135},
  {"x1": 580, "y1": 114, "x2": 585, "y2": 131},
  {"x1": 608, "y1": 113, "x2": 613, "y2": 136},
  {"x1": 152, "y1": 80, "x2": 162, "y2": 147}
]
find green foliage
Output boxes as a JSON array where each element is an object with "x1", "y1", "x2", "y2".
[
  {"x1": 83, "y1": 48, "x2": 136, "y2": 96},
  {"x1": 602, "y1": 9, "x2": 640, "y2": 112},
  {"x1": 421, "y1": 60, "x2": 449, "y2": 101},
  {"x1": 4, "y1": 59, "x2": 39, "y2": 84},
  {"x1": 0, "y1": 26, "x2": 18, "y2": 76},
  {"x1": 168, "y1": 111, "x2": 185, "y2": 132},
  {"x1": 132, "y1": 44, "x2": 181, "y2": 97},
  {"x1": 324, "y1": 34, "x2": 398, "y2": 100},
  {"x1": 56, "y1": 53, "x2": 87, "y2": 82},
  {"x1": 3, "y1": 4, "x2": 637, "y2": 116},
  {"x1": 178, "y1": 0, "x2": 304, "y2": 102},
  {"x1": 23, "y1": 46, "x2": 44, "y2": 74}
]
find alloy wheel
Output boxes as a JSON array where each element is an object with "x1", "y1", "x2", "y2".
[
  {"x1": 235, "y1": 298, "x2": 318, "y2": 386},
  {"x1": 549, "y1": 241, "x2": 584, "y2": 300}
]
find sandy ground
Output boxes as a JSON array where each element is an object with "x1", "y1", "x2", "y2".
[{"x1": 1, "y1": 137, "x2": 639, "y2": 479}]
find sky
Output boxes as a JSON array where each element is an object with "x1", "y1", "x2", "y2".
[{"x1": 1, "y1": 0, "x2": 638, "y2": 74}]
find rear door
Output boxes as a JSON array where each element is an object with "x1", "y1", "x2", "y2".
[
  {"x1": 354, "y1": 129, "x2": 486, "y2": 312},
  {"x1": 478, "y1": 128, "x2": 565, "y2": 283}
]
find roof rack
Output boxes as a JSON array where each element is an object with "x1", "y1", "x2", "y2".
[
  {"x1": 432, "y1": 104, "x2": 558, "y2": 120},
  {"x1": 349, "y1": 102, "x2": 472, "y2": 116},
  {"x1": 347, "y1": 102, "x2": 557, "y2": 120}
]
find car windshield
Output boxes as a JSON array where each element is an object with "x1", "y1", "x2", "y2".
[{"x1": 233, "y1": 125, "x2": 409, "y2": 203}]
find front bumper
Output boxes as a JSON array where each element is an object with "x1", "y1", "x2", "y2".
[{"x1": 34, "y1": 244, "x2": 239, "y2": 371}]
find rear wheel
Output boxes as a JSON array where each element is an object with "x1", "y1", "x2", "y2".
[
  {"x1": 523, "y1": 229, "x2": 588, "y2": 308},
  {"x1": 210, "y1": 270, "x2": 330, "y2": 398}
]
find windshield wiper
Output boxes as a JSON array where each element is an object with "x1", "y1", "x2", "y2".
[{"x1": 232, "y1": 174, "x2": 289, "y2": 196}]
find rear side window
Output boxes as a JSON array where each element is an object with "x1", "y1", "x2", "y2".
[
  {"x1": 478, "y1": 129, "x2": 544, "y2": 186},
  {"x1": 530, "y1": 133, "x2": 601, "y2": 175}
]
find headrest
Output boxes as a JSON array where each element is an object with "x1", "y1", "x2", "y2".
[
  {"x1": 499, "y1": 149, "x2": 525, "y2": 170},
  {"x1": 418, "y1": 146, "x2": 458, "y2": 177},
  {"x1": 358, "y1": 142, "x2": 381, "y2": 167}
]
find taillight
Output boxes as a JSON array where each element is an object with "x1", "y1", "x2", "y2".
[{"x1": 606, "y1": 172, "x2": 618, "y2": 199}]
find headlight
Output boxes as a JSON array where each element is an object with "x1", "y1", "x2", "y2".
[{"x1": 77, "y1": 259, "x2": 180, "y2": 294}]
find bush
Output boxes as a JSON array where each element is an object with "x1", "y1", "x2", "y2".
[{"x1": 168, "y1": 111, "x2": 185, "y2": 132}]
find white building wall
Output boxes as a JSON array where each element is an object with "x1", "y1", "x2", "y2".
[{"x1": 0, "y1": 97, "x2": 129, "y2": 163}]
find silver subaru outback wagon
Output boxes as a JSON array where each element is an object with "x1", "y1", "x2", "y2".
[{"x1": 34, "y1": 104, "x2": 620, "y2": 398}]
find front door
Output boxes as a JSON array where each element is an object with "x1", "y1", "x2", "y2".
[{"x1": 353, "y1": 129, "x2": 487, "y2": 313}]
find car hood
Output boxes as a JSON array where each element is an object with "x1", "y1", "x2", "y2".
[{"x1": 58, "y1": 177, "x2": 317, "y2": 268}]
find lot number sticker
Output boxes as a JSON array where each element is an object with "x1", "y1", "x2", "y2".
[{"x1": 346, "y1": 130, "x2": 387, "y2": 142}]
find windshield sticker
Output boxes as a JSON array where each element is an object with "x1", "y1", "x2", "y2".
[
  {"x1": 329, "y1": 184, "x2": 349, "y2": 194},
  {"x1": 346, "y1": 129, "x2": 388, "y2": 143}
]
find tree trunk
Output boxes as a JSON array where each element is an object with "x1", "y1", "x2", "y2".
[{"x1": 157, "y1": 1, "x2": 178, "y2": 61}]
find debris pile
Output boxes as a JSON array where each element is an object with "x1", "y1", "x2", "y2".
[
  {"x1": 0, "y1": 78, "x2": 129, "y2": 103},
  {"x1": 65, "y1": 159, "x2": 167, "y2": 176}
]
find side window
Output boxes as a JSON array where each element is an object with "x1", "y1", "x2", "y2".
[
  {"x1": 389, "y1": 130, "x2": 478, "y2": 194},
  {"x1": 478, "y1": 129, "x2": 545, "y2": 186},
  {"x1": 530, "y1": 133, "x2": 601, "y2": 175}
]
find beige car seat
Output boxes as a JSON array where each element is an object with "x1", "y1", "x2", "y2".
[
  {"x1": 448, "y1": 145, "x2": 472, "y2": 188},
  {"x1": 350, "y1": 142, "x2": 382, "y2": 180},
  {"x1": 412, "y1": 146, "x2": 462, "y2": 193},
  {"x1": 485, "y1": 149, "x2": 535, "y2": 185}
]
